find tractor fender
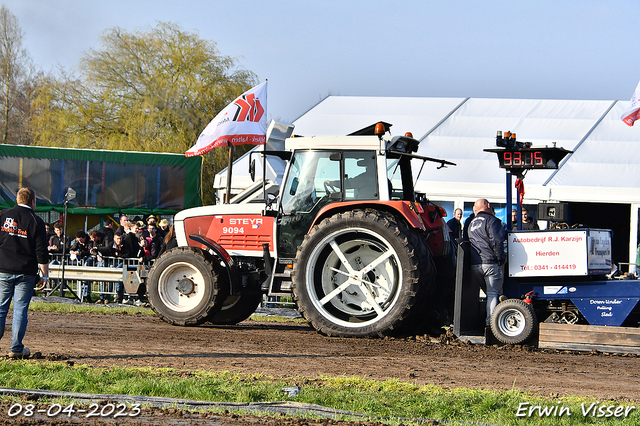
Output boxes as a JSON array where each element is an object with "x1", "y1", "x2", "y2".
[
  {"x1": 311, "y1": 200, "x2": 425, "y2": 231},
  {"x1": 311, "y1": 201, "x2": 450, "y2": 257},
  {"x1": 188, "y1": 234, "x2": 242, "y2": 295}
]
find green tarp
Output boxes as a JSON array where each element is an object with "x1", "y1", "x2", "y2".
[{"x1": 0, "y1": 144, "x2": 202, "y2": 215}]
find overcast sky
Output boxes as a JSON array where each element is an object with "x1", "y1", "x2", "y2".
[{"x1": 5, "y1": 0, "x2": 640, "y2": 124}]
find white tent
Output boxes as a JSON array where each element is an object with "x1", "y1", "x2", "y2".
[{"x1": 215, "y1": 95, "x2": 640, "y2": 263}]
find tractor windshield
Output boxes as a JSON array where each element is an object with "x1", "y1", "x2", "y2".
[
  {"x1": 280, "y1": 150, "x2": 341, "y2": 214},
  {"x1": 280, "y1": 150, "x2": 379, "y2": 215}
]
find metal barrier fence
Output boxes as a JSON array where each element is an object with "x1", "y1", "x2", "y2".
[
  {"x1": 44, "y1": 254, "x2": 152, "y2": 303},
  {"x1": 260, "y1": 295, "x2": 296, "y2": 309},
  {"x1": 42, "y1": 254, "x2": 298, "y2": 308}
]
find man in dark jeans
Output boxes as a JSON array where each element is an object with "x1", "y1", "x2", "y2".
[
  {"x1": 468, "y1": 199, "x2": 506, "y2": 326},
  {"x1": 0, "y1": 188, "x2": 49, "y2": 359}
]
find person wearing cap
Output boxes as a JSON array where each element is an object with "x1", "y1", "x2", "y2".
[
  {"x1": 157, "y1": 219, "x2": 168, "y2": 239},
  {"x1": 144, "y1": 215, "x2": 159, "y2": 238},
  {"x1": 136, "y1": 221, "x2": 146, "y2": 238},
  {"x1": 146, "y1": 215, "x2": 157, "y2": 226}
]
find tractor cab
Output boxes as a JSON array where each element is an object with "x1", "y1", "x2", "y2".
[{"x1": 277, "y1": 133, "x2": 422, "y2": 261}]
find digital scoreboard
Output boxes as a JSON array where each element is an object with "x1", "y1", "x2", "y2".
[{"x1": 485, "y1": 147, "x2": 572, "y2": 170}]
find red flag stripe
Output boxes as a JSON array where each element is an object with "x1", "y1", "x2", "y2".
[
  {"x1": 185, "y1": 134, "x2": 266, "y2": 157},
  {"x1": 622, "y1": 108, "x2": 640, "y2": 127}
]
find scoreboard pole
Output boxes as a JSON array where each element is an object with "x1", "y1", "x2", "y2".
[
  {"x1": 506, "y1": 171, "x2": 513, "y2": 231},
  {"x1": 505, "y1": 171, "x2": 522, "y2": 231},
  {"x1": 486, "y1": 131, "x2": 572, "y2": 232}
]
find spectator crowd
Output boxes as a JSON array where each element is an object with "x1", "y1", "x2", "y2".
[{"x1": 46, "y1": 214, "x2": 177, "y2": 305}]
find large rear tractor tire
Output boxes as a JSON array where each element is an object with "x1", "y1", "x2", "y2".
[
  {"x1": 490, "y1": 299, "x2": 538, "y2": 345},
  {"x1": 292, "y1": 210, "x2": 425, "y2": 337},
  {"x1": 207, "y1": 291, "x2": 263, "y2": 325},
  {"x1": 147, "y1": 247, "x2": 229, "y2": 326}
]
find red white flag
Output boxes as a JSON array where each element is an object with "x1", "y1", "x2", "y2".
[
  {"x1": 621, "y1": 79, "x2": 640, "y2": 126},
  {"x1": 186, "y1": 81, "x2": 267, "y2": 157}
]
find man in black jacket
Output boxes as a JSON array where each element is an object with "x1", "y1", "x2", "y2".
[
  {"x1": 520, "y1": 208, "x2": 540, "y2": 231},
  {"x1": 468, "y1": 198, "x2": 506, "y2": 326},
  {"x1": 447, "y1": 208, "x2": 463, "y2": 241},
  {"x1": 69, "y1": 230, "x2": 90, "y2": 262},
  {"x1": 0, "y1": 188, "x2": 49, "y2": 359},
  {"x1": 511, "y1": 208, "x2": 540, "y2": 231},
  {"x1": 47, "y1": 223, "x2": 70, "y2": 258}
]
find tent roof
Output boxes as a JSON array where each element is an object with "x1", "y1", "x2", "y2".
[
  {"x1": 292, "y1": 96, "x2": 468, "y2": 139},
  {"x1": 546, "y1": 101, "x2": 637, "y2": 194},
  {"x1": 415, "y1": 97, "x2": 616, "y2": 187},
  {"x1": 218, "y1": 95, "x2": 640, "y2": 204}
]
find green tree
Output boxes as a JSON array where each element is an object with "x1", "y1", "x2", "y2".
[
  {"x1": 0, "y1": 5, "x2": 34, "y2": 145},
  {"x1": 31, "y1": 22, "x2": 258, "y2": 204}
]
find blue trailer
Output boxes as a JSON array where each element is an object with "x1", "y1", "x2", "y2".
[{"x1": 454, "y1": 132, "x2": 640, "y2": 353}]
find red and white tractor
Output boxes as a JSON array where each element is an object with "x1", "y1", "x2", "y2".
[{"x1": 147, "y1": 122, "x2": 457, "y2": 337}]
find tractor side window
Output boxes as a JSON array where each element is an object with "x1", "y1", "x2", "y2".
[
  {"x1": 387, "y1": 158, "x2": 404, "y2": 200},
  {"x1": 343, "y1": 152, "x2": 377, "y2": 200},
  {"x1": 281, "y1": 151, "x2": 340, "y2": 214}
]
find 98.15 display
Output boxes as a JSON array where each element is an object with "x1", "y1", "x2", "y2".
[
  {"x1": 500, "y1": 150, "x2": 545, "y2": 168},
  {"x1": 485, "y1": 147, "x2": 572, "y2": 170}
]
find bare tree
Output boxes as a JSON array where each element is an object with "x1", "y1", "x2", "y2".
[{"x1": 0, "y1": 5, "x2": 31, "y2": 144}]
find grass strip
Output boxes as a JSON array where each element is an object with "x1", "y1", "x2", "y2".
[
  {"x1": 28, "y1": 302, "x2": 154, "y2": 316},
  {"x1": 0, "y1": 362, "x2": 636, "y2": 425},
  {"x1": 248, "y1": 314, "x2": 307, "y2": 323},
  {"x1": 28, "y1": 301, "x2": 306, "y2": 323}
]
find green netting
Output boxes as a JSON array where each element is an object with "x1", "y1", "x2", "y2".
[{"x1": 0, "y1": 144, "x2": 202, "y2": 215}]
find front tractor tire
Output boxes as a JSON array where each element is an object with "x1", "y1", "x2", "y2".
[
  {"x1": 147, "y1": 247, "x2": 229, "y2": 326},
  {"x1": 490, "y1": 299, "x2": 538, "y2": 345},
  {"x1": 292, "y1": 210, "x2": 426, "y2": 337}
]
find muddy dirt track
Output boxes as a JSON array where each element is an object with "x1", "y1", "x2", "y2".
[{"x1": 3, "y1": 309, "x2": 640, "y2": 424}]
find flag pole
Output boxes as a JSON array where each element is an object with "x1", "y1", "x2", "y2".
[
  {"x1": 263, "y1": 134, "x2": 267, "y2": 202},
  {"x1": 225, "y1": 142, "x2": 235, "y2": 204},
  {"x1": 263, "y1": 80, "x2": 268, "y2": 202}
]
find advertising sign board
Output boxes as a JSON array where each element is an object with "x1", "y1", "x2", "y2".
[{"x1": 508, "y1": 230, "x2": 612, "y2": 277}]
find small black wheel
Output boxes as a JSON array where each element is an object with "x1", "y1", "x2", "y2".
[
  {"x1": 490, "y1": 299, "x2": 538, "y2": 344},
  {"x1": 147, "y1": 247, "x2": 228, "y2": 326}
]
